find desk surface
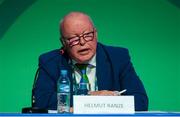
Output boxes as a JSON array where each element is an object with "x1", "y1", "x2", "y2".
[{"x1": 0, "y1": 112, "x2": 180, "y2": 116}]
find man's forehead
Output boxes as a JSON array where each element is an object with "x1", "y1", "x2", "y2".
[
  {"x1": 62, "y1": 19, "x2": 93, "y2": 35},
  {"x1": 61, "y1": 12, "x2": 93, "y2": 27},
  {"x1": 63, "y1": 26, "x2": 93, "y2": 38},
  {"x1": 60, "y1": 12, "x2": 94, "y2": 37}
]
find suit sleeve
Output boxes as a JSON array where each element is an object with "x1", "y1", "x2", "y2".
[
  {"x1": 119, "y1": 49, "x2": 148, "y2": 111},
  {"x1": 33, "y1": 56, "x2": 57, "y2": 110}
]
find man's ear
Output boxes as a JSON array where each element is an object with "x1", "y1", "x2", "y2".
[
  {"x1": 94, "y1": 28, "x2": 97, "y2": 38},
  {"x1": 60, "y1": 38, "x2": 66, "y2": 55},
  {"x1": 60, "y1": 38, "x2": 68, "y2": 51},
  {"x1": 60, "y1": 38, "x2": 65, "y2": 47}
]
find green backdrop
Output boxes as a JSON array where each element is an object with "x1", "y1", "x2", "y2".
[{"x1": 0, "y1": 0, "x2": 179, "y2": 112}]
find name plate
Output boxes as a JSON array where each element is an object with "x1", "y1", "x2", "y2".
[{"x1": 73, "y1": 96, "x2": 134, "y2": 114}]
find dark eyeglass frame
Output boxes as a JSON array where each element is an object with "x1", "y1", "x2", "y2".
[{"x1": 61, "y1": 29, "x2": 95, "y2": 47}]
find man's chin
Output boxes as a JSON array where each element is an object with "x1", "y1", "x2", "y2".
[
  {"x1": 76, "y1": 58, "x2": 90, "y2": 64},
  {"x1": 75, "y1": 55, "x2": 93, "y2": 63}
]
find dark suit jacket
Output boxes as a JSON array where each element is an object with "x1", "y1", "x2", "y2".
[{"x1": 33, "y1": 43, "x2": 148, "y2": 111}]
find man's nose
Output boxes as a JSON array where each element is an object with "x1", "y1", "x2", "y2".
[{"x1": 79, "y1": 36, "x2": 86, "y2": 46}]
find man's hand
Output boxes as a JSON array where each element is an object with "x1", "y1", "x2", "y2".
[{"x1": 88, "y1": 90, "x2": 118, "y2": 96}]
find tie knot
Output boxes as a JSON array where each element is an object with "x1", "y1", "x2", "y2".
[
  {"x1": 75, "y1": 63, "x2": 89, "y2": 83},
  {"x1": 75, "y1": 64, "x2": 88, "y2": 72}
]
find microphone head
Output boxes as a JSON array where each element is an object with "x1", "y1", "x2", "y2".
[{"x1": 60, "y1": 48, "x2": 65, "y2": 55}]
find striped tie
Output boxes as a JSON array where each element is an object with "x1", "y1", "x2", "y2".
[{"x1": 75, "y1": 64, "x2": 89, "y2": 83}]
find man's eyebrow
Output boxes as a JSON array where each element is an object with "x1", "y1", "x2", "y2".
[
  {"x1": 66, "y1": 29, "x2": 92, "y2": 39},
  {"x1": 71, "y1": 30, "x2": 87, "y2": 36}
]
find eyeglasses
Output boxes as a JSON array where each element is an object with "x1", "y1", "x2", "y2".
[{"x1": 62, "y1": 30, "x2": 95, "y2": 47}]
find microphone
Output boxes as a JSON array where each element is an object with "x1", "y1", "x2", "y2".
[
  {"x1": 60, "y1": 48, "x2": 65, "y2": 55},
  {"x1": 22, "y1": 48, "x2": 64, "y2": 113},
  {"x1": 32, "y1": 48, "x2": 65, "y2": 106},
  {"x1": 32, "y1": 47, "x2": 65, "y2": 91}
]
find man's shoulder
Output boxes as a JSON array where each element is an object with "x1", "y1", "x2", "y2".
[
  {"x1": 99, "y1": 43, "x2": 129, "y2": 56},
  {"x1": 98, "y1": 43, "x2": 131, "y2": 68},
  {"x1": 39, "y1": 49, "x2": 61, "y2": 63}
]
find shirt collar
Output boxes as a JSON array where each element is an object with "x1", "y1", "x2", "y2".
[{"x1": 71, "y1": 54, "x2": 96, "y2": 67}]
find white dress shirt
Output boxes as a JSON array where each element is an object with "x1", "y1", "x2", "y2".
[{"x1": 71, "y1": 54, "x2": 97, "y2": 91}]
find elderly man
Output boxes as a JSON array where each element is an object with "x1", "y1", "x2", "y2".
[{"x1": 33, "y1": 12, "x2": 148, "y2": 111}]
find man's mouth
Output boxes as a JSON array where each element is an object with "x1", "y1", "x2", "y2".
[{"x1": 78, "y1": 48, "x2": 90, "y2": 55}]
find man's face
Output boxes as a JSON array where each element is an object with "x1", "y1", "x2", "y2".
[{"x1": 61, "y1": 19, "x2": 97, "y2": 63}]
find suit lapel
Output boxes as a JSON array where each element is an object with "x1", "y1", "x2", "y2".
[
  {"x1": 59, "y1": 52, "x2": 73, "y2": 89},
  {"x1": 59, "y1": 52, "x2": 73, "y2": 79},
  {"x1": 59, "y1": 43, "x2": 113, "y2": 92},
  {"x1": 96, "y1": 43, "x2": 113, "y2": 90}
]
